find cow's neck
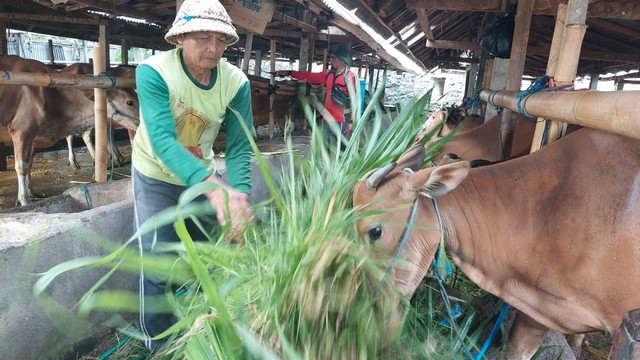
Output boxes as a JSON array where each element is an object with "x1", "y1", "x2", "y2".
[
  {"x1": 54, "y1": 88, "x2": 97, "y2": 136},
  {"x1": 435, "y1": 160, "x2": 541, "y2": 300}
]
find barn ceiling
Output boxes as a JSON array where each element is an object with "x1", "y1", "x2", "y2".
[{"x1": 1, "y1": 0, "x2": 639, "y2": 76}]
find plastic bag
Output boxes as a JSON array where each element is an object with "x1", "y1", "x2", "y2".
[{"x1": 479, "y1": 12, "x2": 515, "y2": 59}]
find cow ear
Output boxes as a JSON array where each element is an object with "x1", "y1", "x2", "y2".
[
  {"x1": 78, "y1": 88, "x2": 95, "y2": 100},
  {"x1": 396, "y1": 145, "x2": 425, "y2": 172},
  {"x1": 411, "y1": 161, "x2": 470, "y2": 198}
]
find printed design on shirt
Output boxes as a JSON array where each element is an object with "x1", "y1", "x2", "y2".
[{"x1": 175, "y1": 107, "x2": 212, "y2": 159}]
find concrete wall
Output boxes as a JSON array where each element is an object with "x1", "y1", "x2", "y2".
[{"x1": 0, "y1": 142, "x2": 308, "y2": 360}]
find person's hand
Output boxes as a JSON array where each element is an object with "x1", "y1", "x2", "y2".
[
  {"x1": 276, "y1": 70, "x2": 292, "y2": 77},
  {"x1": 204, "y1": 176, "x2": 254, "y2": 245},
  {"x1": 344, "y1": 123, "x2": 353, "y2": 137}
]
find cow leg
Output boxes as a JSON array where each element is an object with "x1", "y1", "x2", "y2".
[
  {"x1": 12, "y1": 136, "x2": 33, "y2": 206},
  {"x1": 82, "y1": 130, "x2": 95, "y2": 160},
  {"x1": 67, "y1": 135, "x2": 81, "y2": 169},
  {"x1": 108, "y1": 129, "x2": 124, "y2": 166},
  {"x1": 565, "y1": 334, "x2": 585, "y2": 357},
  {"x1": 499, "y1": 310, "x2": 549, "y2": 360},
  {"x1": 25, "y1": 147, "x2": 46, "y2": 199}
]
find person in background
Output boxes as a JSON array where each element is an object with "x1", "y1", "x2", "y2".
[
  {"x1": 131, "y1": 0, "x2": 254, "y2": 351},
  {"x1": 276, "y1": 45, "x2": 357, "y2": 147}
]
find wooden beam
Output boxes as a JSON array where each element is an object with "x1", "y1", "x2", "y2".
[
  {"x1": 0, "y1": 12, "x2": 108, "y2": 25},
  {"x1": 73, "y1": 0, "x2": 166, "y2": 23},
  {"x1": 433, "y1": 56, "x2": 479, "y2": 63},
  {"x1": 406, "y1": 0, "x2": 640, "y2": 20},
  {"x1": 527, "y1": 46, "x2": 640, "y2": 63},
  {"x1": 500, "y1": 0, "x2": 534, "y2": 159},
  {"x1": 415, "y1": 8, "x2": 440, "y2": 57},
  {"x1": 587, "y1": 18, "x2": 640, "y2": 41},
  {"x1": 426, "y1": 39, "x2": 482, "y2": 50},
  {"x1": 407, "y1": 0, "x2": 502, "y2": 12},
  {"x1": 272, "y1": 10, "x2": 316, "y2": 33}
]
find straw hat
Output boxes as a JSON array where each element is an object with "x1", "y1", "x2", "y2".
[{"x1": 165, "y1": 0, "x2": 239, "y2": 46}]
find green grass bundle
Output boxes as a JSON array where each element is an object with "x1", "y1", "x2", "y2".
[{"x1": 34, "y1": 80, "x2": 497, "y2": 360}]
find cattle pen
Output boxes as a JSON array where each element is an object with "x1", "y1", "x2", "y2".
[{"x1": 1, "y1": 0, "x2": 640, "y2": 359}]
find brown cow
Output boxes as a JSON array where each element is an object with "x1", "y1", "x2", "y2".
[
  {"x1": 60, "y1": 63, "x2": 138, "y2": 168},
  {"x1": 426, "y1": 113, "x2": 537, "y2": 164},
  {"x1": 419, "y1": 106, "x2": 483, "y2": 141},
  {"x1": 354, "y1": 128, "x2": 640, "y2": 359},
  {"x1": 0, "y1": 56, "x2": 139, "y2": 206}
]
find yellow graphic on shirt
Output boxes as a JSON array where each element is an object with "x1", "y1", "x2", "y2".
[{"x1": 175, "y1": 108, "x2": 212, "y2": 159}]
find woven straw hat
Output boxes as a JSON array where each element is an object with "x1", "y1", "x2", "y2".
[{"x1": 165, "y1": 0, "x2": 239, "y2": 46}]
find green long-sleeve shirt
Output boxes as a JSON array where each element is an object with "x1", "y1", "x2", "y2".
[{"x1": 132, "y1": 49, "x2": 253, "y2": 193}]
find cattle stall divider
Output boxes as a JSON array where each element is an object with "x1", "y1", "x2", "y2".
[
  {"x1": 480, "y1": 89, "x2": 640, "y2": 141},
  {"x1": 0, "y1": 68, "x2": 136, "y2": 180}
]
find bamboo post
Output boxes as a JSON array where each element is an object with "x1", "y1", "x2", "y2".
[
  {"x1": 480, "y1": 89, "x2": 640, "y2": 140},
  {"x1": 498, "y1": 0, "x2": 534, "y2": 159},
  {"x1": 529, "y1": 3, "x2": 567, "y2": 153},
  {"x1": 242, "y1": 33, "x2": 253, "y2": 74},
  {"x1": 93, "y1": 36, "x2": 108, "y2": 183},
  {"x1": 545, "y1": 0, "x2": 588, "y2": 144},
  {"x1": 269, "y1": 39, "x2": 276, "y2": 139}
]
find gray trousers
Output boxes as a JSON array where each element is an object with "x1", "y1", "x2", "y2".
[{"x1": 132, "y1": 166, "x2": 215, "y2": 351}]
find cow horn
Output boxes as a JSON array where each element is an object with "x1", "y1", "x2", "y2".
[{"x1": 365, "y1": 162, "x2": 397, "y2": 189}]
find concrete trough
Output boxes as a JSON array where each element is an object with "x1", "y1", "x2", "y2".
[{"x1": 0, "y1": 140, "x2": 308, "y2": 360}]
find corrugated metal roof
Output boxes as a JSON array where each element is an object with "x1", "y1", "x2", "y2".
[{"x1": 1, "y1": 0, "x2": 638, "y2": 75}]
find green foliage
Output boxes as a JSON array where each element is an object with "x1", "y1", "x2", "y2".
[{"x1": 34, "y1": 79, "x2": 505, "y2": 359}]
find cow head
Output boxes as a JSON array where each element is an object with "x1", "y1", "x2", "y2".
[
  {"x1": 105, "y1": 88, "x2": 140, "y2": 131},
  {"x1": 353, "y1": 145, "x2": 470, "y2": 298}
]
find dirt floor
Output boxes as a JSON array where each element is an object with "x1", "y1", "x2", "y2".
[
  {"x1": 0, "y1": 130, "x2": 308, "y2": 212},
  {"x1": 0, "y1": 140, "x2": 133, "y2": 211}
]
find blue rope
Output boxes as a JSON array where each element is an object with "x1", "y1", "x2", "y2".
[
  {"x1": 2, "y1": 69, "x2": 9, "y2": 80},
  {"x1": 82, "y1": 183, "x2": 91, "y2": 209},
  {"x1": 375, "y1": 198, "x2": 419, "y2": 298},
  {"x1": 515, "y1": 75, "x2": 549, "y2": 118},
  {"x1": 474, "y1": 302, "x2": 511, "y2": 360},
  {"x1": 90, "y1": 72, "x2": 116, "y2": 87}
]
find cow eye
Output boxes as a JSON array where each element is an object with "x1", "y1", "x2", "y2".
[
  {"x1": 126, "y1": 100, "x2": 135, "y2": 106},
  {"x1": 368, "y1": 226, "x2": 382, "y2": 243}
]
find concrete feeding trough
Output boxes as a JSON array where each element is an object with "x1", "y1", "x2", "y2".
[{"x1": 0, "y1": 140, "x2": 308, "y2": 359}]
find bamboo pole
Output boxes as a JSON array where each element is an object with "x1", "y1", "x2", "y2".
[
  {"x1": 269, "y1": 39, "x2": 276, "y2": 139},
  {"x1": 93, "y1": 41, "x2": 108, "y2": 183},
  {"x1": 529, "y1": 3, "x2": 567, "y2": 153},
  {"x1": 541, "y1": 0, "x2": 588, "y2": 147},
  {"x1": 0, "y1": 71, "x2": 136, "y2": 88},
  {"x1": 480, "y1": 89, "x2": 640, "y2": 140}
]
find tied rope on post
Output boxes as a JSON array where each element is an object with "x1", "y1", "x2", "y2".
[
  {"x1": 89, "y1": 71, "x2": 117, "y2": 88},
  {"x1": 268, "y1": 84, "x2": 279, "y2": 112},
  {"x1": 514, "y1": 75, "x2": 575, "y2": 118}
]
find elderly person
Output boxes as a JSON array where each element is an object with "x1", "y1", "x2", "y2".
[
  {"x1": 277, "y1": 45, "x2": 357, "y2": 148},
  {"x1": 132, "y1": 0, "x2": 254, "y2": 351}
]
